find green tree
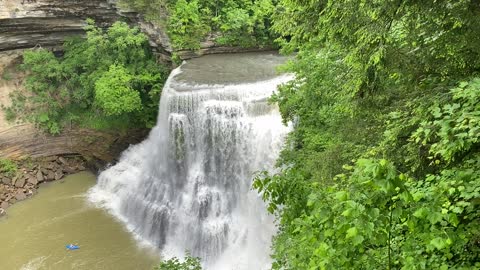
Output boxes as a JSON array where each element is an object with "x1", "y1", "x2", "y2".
[
  {"x1": 254, "y1": 1, "x2": 480, "y2": 269},
  {"x1": 8, "y1": 20, "x2": 167, "y2": 133},
  {"x1": 94, "y1": 64, "x2": 142, "y2": 116}
]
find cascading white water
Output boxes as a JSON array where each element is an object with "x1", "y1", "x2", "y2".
[{"x1": 88, "y1": 53, "x2": 292, "y2": 269}]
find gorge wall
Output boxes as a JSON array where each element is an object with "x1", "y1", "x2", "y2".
[{"x1": 0, "y1": 0, "x2": 268, "y2": 62}]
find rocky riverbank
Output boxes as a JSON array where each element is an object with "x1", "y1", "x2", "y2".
[{"x1": 0, "y1": 155, "x2": 87, "y2": 217}]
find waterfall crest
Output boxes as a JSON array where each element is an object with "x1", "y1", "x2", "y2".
[{"x1": 89, "y1": 52, "x2": 292, "y2": 269}]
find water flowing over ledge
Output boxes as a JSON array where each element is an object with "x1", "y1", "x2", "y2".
[{"x1": 88, "y1": 52, "x2": 293, "y2": 270}]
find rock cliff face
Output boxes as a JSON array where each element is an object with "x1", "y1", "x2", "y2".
[
  {"x1": 0, "y1": 123, "x2": 148, "y2": 162},
  {"x1": 0, "y1": 0, "x2": 126, "y2": 50},
  {"x1": 0, "y1": 0, "x2": 268, "y2": 62}
]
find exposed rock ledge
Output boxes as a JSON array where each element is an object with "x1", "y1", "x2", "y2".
[
  {"x1": 0, "y1": 0, "x2": 273, "y2": 63},
  {"x1": 0, "y1": 123, "x2": 148, "y2": 163}
]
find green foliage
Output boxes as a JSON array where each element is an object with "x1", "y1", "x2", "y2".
[
  {"x1": 254, "y1": 1, "x2": 480, "y2": 269},
  {"x1": 154, "y1": 256, "x2": 202, "y2": 270},
  {"x1": 94, "y1": 64, "x2": 142, "y2": 116},
  {"x1": 121, "y1": 0, "x2": 277, "y2": 50},
  {"x1": 6, "y1": 20, "x2": 167, "y2": 134},
  {"x1": 0, "y1": 158, "x2": 18, "y2": 177},
  {"x1": 1, "y1": 70, "x2": 13, "y2": 81},
  {"x1": 167, "y1": 0, "x2": 210, "y2": 50}
]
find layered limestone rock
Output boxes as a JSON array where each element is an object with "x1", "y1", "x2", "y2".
[
  {"x1": 0, "y1": 0, "x2": 268, "y2": 62},
  {"x1": 0, "y1": 0, "x2": 126, "y2": 50},
  {"x1": 0, "y1": 123, "x2": 148, "y2": 162}
]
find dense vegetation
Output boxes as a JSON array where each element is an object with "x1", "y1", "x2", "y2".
[
  {"x1": 154, "y1": 256, "x2": 202, "y2": 270},
  {"x1": 253, "y1": 1, "x2": 480, "y2": 269},
  {"x1": 119, "y1": 0, "x2": 277, "y2": 50},
  {"x1": 4, "y1": 20, "x2": 167, "y2": 134}
]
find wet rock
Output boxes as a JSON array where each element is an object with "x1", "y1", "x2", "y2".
[
  {"x1": 36, "y1": 170, "x2": 44, "y2": 183},
  {"x1": 77, "y1": 165, "x2": 86, "y2": 171},
  {"x1": 54, "y1": 171, "x2": 64, "y2": 181},
  {"x1": 15, "y1": 192, "x2": 27, "y2": 201},
  {"x1": 27, "y1": 176, "x2": 38, "y2": 186},
  {"x1": 41, "y1": 168, "x2": 50, "y2": 175},
  {"x1": 0, "y1": 208, "x2": 5, "y2": 217},
  {"x1": 4, "y1": 194, "x2": 12, "y2": 202},
  {"x1": 46, "y1": 171, "x2": 55, "y2": 181},
  {"x1": 14, "y1": 177, "x2": 26, "y2": 188},
  {"x1": 1, "y1": 201, "x2": 9, "y2": 209},
  {"x1": 58, "y1": 157, "x2": 68, "y2": 165},
  {"x1": 63, "y1": 166, "x2": 76, "y2": 174},
  {"x1": 1, "y1": 178, "x2": 10, "y2": 185},
  {"x1": 11, "y1": 176, "x2": 17, "y2": 185},
  {"x1": 26, "y1": 189, "x2": 34, "y2": 197}
]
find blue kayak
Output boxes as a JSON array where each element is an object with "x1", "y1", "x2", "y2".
[{"x1": 66, "y1": 244, "x2": 80, "y2": 250}]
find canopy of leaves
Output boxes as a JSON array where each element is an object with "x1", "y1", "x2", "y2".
[
  {"x1": 254, "y1": 1, "x2": 480, "y2": 269},
  {"x1": 120, "y1": 0, "x2": 278, "y2": 50},
  {"x1": 7, "y1": 20, "x2": 167, "y2": 134},
  {"x1": 94, "y1": 64, "x2": 142, "y2": 116}
]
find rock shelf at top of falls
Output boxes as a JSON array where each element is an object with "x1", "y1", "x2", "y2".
[{"x1": 88, "y1": 51, "x2": 293, "y2": 270}]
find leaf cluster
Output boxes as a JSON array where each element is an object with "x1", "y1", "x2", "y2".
[{"x1": 121, "y1": 0, "x2": 278, "y2": 50}]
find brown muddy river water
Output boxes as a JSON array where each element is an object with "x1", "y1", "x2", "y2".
[{"x1": 0, "y1": 172, "x2": 160, "y2": 270}]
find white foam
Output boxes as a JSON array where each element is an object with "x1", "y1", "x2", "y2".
[{"x1": 88, "y1": 62, "x2": 292, "y2": 269}]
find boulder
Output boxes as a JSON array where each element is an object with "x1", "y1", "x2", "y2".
[
  {"x1": 77, "y1": 165, "x2": 86, "y2": 171},
  {"x1": 1, "y1": 201, "x2": 9, "y2": 209},
  {"x1": 1, "y1": 178, "x2": 10, "y2": 185},
  {"x1": 27, "y1": 176, "x2": 38, "y2": 185},
  {"x1": 54, "y1": 171, "x2": 64, "y2": 181},
  {"x1": 0, "y1": 185, "x2": 5, "y2": 195},
  {"x1": 46, "y1": 171, "x2": 55, "y2": 181},
  {"x1": 58, "y1": 157, "x2": 68, "y2": 165},
  {"x1": 14, "y1": 177, "x2": 26, "y2": 188},
  {"x1": 63, "y1": 166, "x2": 76, "y2": 174},
  {"x1": 4, "y1": 194, "x2": 12, "y2": 202},
  {"x1": 0, "y1": 208, "x2": 5, "y2": 217},
  {"x1": 15, "y1": 192, "x2": 27, "y2": 201},
  {"x1": 36, "y1": 170, "x2": 44, "y2": 183}
]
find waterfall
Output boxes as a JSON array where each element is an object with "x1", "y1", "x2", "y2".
[{"x1": 88, "y1": 53, "x2": 292, "y2": 270}]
